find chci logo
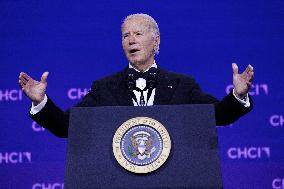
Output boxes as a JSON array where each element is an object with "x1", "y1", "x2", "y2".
[{"x1": 113, "y1": 117, "x2": 171, "y2": 174}]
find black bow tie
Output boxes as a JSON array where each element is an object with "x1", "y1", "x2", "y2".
[{"x1": 128, "y1": 67, "x2": 157, "y2": 80}]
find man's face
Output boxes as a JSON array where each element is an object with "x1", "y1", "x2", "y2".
[{"x1": 122, "y1": 17, "x2": 160, "y2": 71}]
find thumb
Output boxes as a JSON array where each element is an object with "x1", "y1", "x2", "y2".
[
  {"x1": 41, "y1": 71, "x2": 49, "y2": 83},
  {"x1": 232, "y1": 63, "x2": 238, "y2": 76}
]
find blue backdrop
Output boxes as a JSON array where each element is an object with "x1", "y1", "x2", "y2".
[{"x1": 1, "y1": 0, "x2": 284, "y2": 188}]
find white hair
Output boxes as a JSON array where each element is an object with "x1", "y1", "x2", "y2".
[{"x1": 121, "y1": 13, "x2": 160, "y2": 55}]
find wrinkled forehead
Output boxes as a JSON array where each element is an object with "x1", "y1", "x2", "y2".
[{"x1": 122, "y1": 17, "x2": 152, "y2": 34}]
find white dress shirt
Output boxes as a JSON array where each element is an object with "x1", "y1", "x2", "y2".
[{"x1": 129, "y1": 62, "x2": 157, "y2": 106}]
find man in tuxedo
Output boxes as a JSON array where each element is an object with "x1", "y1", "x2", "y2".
[{"x1": 19, "y1": 14, "x2": 254, "y2": 138}]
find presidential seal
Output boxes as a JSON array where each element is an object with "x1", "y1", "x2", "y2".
[{"x1": 112, "y1": 117, "x2": 171, "y2": 174}]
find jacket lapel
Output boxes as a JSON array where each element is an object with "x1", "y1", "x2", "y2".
[
  {"x1": 154, "y1": 68, "x2": 180, "y2": 105},
  {"x1": 108, "y1": 68, "x2": 133, "y2": 106}
]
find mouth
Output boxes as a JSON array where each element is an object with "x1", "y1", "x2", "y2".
[{"x1": 129, "y1": 49, "x2": 140, "y2": 54}]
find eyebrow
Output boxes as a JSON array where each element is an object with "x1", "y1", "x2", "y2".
[{"x1": 123, "y1": 31, "x2": 144, "y2": 35}]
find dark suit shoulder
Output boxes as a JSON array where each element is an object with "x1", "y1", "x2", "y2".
[{"x1": 91, "y1": 69, "x2": 126, "y2": 86}]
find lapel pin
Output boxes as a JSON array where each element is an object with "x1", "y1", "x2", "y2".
[{"x1": 168, "y1": 85, "x2": 173, "y2": 89}]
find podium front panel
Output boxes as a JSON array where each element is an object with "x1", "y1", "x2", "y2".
[{"x1": 65, "y1": 105, "x2": 222, "y2": 189}]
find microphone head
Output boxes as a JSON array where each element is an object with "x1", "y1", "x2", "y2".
[
  {"x1": 126, "y1": 68, "x2": 136, "y2": 91},
  {"x1": 147, "y1": 67, "x2": 157, "y2": 89}
]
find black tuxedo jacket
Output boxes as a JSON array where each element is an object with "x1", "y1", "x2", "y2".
[{"x1": 30, "y1": 67, "x2": 253, "y2": 138}]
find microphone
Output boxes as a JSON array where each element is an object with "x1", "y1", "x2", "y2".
[
  {"x1": 126, "y1": 69, "x2": 136, "y2": 92},
  {"x1": 146, "y1": 67, "x2": 157, "y2": 90},
  {"x1": 126, "y1": 69, "x2": 139, "y2": 105},
  {"x1": 145, "y1": 67, "x2": 157, "y2": 104}
]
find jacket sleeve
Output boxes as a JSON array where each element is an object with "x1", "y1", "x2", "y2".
[
  {"x1": 29, "y1": 81, "x2": 100, "y2": 138},
  {"x1": 188, "y1": 79, "x2": 253, "y2": 126}
]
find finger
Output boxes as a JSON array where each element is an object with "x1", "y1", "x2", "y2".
[
  {"x1": 241, "y1": 64, "x2": 253, "y2": 78},
  {"x1": 19, "y1": 75, "x2": 28, "y2": 85},
  {"x1": 248, "y1": 64, "x2": 254, "y2": 71},
  {"x1": 248, "y1": 71, "x2": 254, "y2": 82},
  {"x1": 19, "y1": 73, "x2": 26, "y2": 82},
  {"x1": 19, "y1": 72, "x2": 31, "y2": 82},
  {"x1": 242, "y1": 70, "x2": 253, "y2": 82},
  {"x1": 245, "y1": 64, "x2": 254, "y2": 74},
  {"x1": 40, "y1": 71, "x2": 49, "y2": 83},
  {"x1": 19, "y1": 79, "x2": 24, "y2": 87},
  {"x1": 18, "y1": 80, "x2": 26, "y2": 90},
  {"x1": 244, "y1": 65, "x2": 250, "y2": 74},
  {"x1": 232, "y1": 63, "x2": 238, "y2": 76},
  {"x1": 246, "y1": 81, "x2": 252, "y2": 88},
  {"x1": 20, "y1": 73, "x2": 32, "y2": 82}
]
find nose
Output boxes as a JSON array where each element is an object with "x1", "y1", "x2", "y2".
[{"x1": 128, "y1": 35, "x2": 136, "y2": 45}]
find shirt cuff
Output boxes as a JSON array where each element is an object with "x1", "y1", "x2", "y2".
[
  {"x1": 232, "y1": 89, "x2": 250, "y2": 108},
  {"x1": 30, "y1": 95, "x2": 48, "y2": 115}
]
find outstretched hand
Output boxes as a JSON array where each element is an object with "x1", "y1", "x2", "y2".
[
  {"x1": 18, "y1": 72, "x2": 49, "y2": 105},
  {"x1": 232, "y1": 63, "x2": 254, "y2": 99}
]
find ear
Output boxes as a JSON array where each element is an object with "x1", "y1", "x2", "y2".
[
  {"x1": 155, "y1": 35, "x2": 160, "y2": 46},
  {"x1": 153, "y1": 35, "x2": 160, "y2": 53}
]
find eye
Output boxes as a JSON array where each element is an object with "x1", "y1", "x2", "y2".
[{"x1": 123, "y1": 34, "x2": 129, "y2": 39}]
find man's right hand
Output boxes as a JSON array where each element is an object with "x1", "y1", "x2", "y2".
[{"x1": 19, "y1": 72, "x2": 49, "y2": 105}]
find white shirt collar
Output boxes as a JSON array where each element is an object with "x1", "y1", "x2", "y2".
[{"x1": 129, "y1": 61, "x2": 157, "y2": 73}]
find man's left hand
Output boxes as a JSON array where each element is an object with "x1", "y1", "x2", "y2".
[{"x1": 232, "y1": 63, "x2": 254, "y2": 99}]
